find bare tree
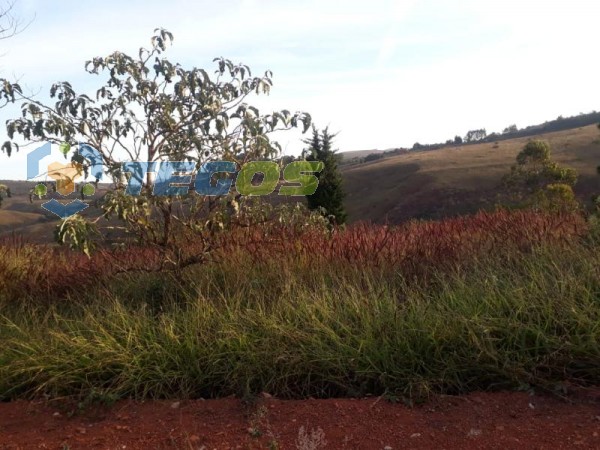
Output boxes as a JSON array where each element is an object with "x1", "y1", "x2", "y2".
[
  {"x1": 0, "y1": 0, "x2": 27, "y2": 41},
  {"x1": 0, "y1": 1, "x2": 33, "y2": 111}
]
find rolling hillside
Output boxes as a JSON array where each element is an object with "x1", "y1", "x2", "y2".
[
  {"x1": 342, "y1": 124, "x2": 600, "y2": 223},
  {"x1": 1, "y1": 124, "x2": 600, "y2": 242},
  {"x1": 0, "y1": 181, "x2": 116, "y2": 243},
  {"x1": 338, "y1": 149, "x2": 385, "y2": 161}
]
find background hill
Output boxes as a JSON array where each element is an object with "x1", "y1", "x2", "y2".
[
  {"x1": 338, "y1": 149, "x2": 385, "y2": 162},
  {"x1": 0, "y1": 182, "x2": 114, "y2": 243},
  {"x1": 342, "y1": 124, "x2": 600, "y2": 223},
  {"x1": 2, "y1": 123, "x2": 600, "y2": 241}
]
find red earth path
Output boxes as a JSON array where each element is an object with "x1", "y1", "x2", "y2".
[{"x1": 1, "y1": 390, "x2": 600, "y2": 449}]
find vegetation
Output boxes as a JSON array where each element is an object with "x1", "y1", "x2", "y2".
[
  {"x1": 303, "y1": 126, "x2": 347, "y2": 224},
  {"x1": 341, "y1": 124, "x2": 600, "y2": 223},
  {"x1": 364, "y1": 152, "x2": 384, "y2": 163},
  {"x1": 1, "y1": 29, "x2": 311, "y2": 262},
  {"x1": 464, "y1": 128, "x2": 487, "y2": 143},
  {"x1": 503, "y1": 140, "x2": 579, "y2": 212},
  {"x1": 0, "y1": 0, "x2": 31, "y2": 111},
  {"x1": 0, "y1": 209, "x2": 597, "y2": 401},
  {"x1": 0, "y1": 19, "x2": 598, "y2": 411},
  {"x1": 491, "y1": 112, "x2": 600, "y2": 141},
  {"x1": 0, "y1": 0, "x2": 25, "y2": 42},
  {"x1": 0, "y1": 183, "x2": 10, "y2": 208}
]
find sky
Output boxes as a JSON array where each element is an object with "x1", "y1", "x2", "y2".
[{"x1": 0, "y1": 0, "x2": 599, "y2": 180}]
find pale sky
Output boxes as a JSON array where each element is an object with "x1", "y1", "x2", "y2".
[{"x1": 0, "y1": 0, "x2": 599, "y2": 179}]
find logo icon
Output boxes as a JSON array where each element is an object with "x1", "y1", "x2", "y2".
[{"x1": 27, "y1": 142, "x2": 102, "y2": 219}]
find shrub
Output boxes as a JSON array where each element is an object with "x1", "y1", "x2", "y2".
[{"x1": 502, "y1": 140, "x2": 578, "y2": 211}]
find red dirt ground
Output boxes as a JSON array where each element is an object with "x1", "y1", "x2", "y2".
[{"x1": 1, "y1": 390, "x2": 600, "y2": 449}]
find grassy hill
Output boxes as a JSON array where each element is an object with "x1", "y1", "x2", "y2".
[
  {"x1": 0, "y1": 180, "x2": 301, "y2": 243},
  {"x1": 0, "y1": 181, "x2": 115, "y2": 243},
  {"x1": 338, "y1": 149, "x2": 385, "y2": 161},
  {"x1": 2, "y1": 124, "x2": 600, "y2": 241},
  {"x1": 342, "y1": 124, "x2": 600, "y2": 223}
]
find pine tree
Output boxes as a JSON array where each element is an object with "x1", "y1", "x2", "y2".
[{"x1": 302, "y1": 126, "x2": 347, "y2": 224}]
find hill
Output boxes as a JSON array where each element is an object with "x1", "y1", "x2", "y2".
[
  {"x1": 338, "y1": 149, "x2": 385, "y2": 162},
  {"x1": 0, "y1": 180, "x2": 300, "y2": 243},
  {"x1": 0, "y1": 181, "x2": 117, "y2": 243},
  {"x1": 2, "y1": 124, "x2": 600, "y2": 241},
  {"x1": 342, "y1": 124, "x2": 600, "y2": 223}
]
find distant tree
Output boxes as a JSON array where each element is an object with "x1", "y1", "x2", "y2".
[
  {"x1": 303, "y1": 126, "x2": 346, "y2": 225},
  {"x1": 364, "y1": 152, "x2": 384, "y2": 162},
  {"x1": 453, "y1": 135, "x2": 463, "y2": 145},
  {"x1": 503, "y1": 140, "x2": 578, "y2": 211},
  {"x1": 503, "y1": 124, "x2": 518, "y2": 134},
  {"x1": 280, "y1": 154, "x2": 296, "y2": 166},
  {"x1": 412, "y1": 142, "x2": 424, "y2": 150},
  {"x1": 464, "y1": 129, "x2": 487, "y2": 143},
  {"x1": 0, "y1": 183, "x2": 11, "y2": 208}
]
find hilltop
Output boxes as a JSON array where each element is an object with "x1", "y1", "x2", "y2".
[{"x1": 342, "y1": 124, "x2": 600, "y2": 223}]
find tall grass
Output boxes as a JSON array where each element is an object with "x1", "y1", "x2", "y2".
[{"x1": 0, "y1": 210, "x2": 598, "y2": 401}]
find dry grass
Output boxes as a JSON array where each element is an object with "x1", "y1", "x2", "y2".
[{"x1": 343, "y1": 124, "x2": 600, "y2": 222}]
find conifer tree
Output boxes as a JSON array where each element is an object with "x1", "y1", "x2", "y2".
[{"x1": 303, "y1": 126, "x2": 346, "y2": 224}]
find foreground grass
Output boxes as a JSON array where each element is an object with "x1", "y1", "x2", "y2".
[{"x1": 1, "y1": 222, "x2": 599, "y2": 400}]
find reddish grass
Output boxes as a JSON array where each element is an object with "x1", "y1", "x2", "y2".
[
  {"x1": 219, "y1": 209, "x2": 587, "y2": 276},
  {"x1": 0, "y1": 209, "x2": 588, "y2": 303}
]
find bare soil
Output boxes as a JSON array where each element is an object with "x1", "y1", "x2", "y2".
[{"x1": 1, "y1": 390, "x2": 600, "y2": 449}]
